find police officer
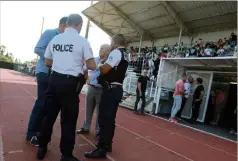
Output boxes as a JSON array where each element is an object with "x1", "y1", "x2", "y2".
[
  {"x1": 84, "y1": 34, "x2": 128, "y2": 159},
  {"x1": 36, "y1": 14, "x2": 96, "y2": 161}
]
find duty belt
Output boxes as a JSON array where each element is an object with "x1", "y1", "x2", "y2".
[{"x1": 51, "y1": 71, "x2": 79, "y2": 80}]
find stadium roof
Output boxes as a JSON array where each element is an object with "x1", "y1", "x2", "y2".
[
  {"x1": 162, "y1": 57, "x2": 237, "y2": 82},
  {"x1": 82, "y1": 1, "x2": 237, "y2": 43},
  {"x1": 162, "y1": 57, "x2": 237, "y2": 73}
]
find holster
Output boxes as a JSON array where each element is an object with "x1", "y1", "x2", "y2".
[{"x1": 76, "y1": 73, "x2": 86, "y2": 94}]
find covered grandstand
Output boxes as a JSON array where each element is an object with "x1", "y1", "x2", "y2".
[{"x1": 82, "y1": 1, "x2": 237, "y2": 140}]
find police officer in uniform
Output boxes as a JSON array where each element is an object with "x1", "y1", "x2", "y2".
[
  {"x1": 36, "y1": 14, "x2": 96, "y2": 161},
  {"x1": 85, "y1": 34, "x2": 128, "y2": 159}
]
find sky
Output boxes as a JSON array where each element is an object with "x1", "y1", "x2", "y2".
[{"x1": 0, "y1": 1, "x2": 111, "y2": 61}]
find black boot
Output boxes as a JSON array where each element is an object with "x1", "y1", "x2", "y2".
[
  {"x1": 84, "y1": 148, "x2": 106, "y2": 159},
  {"x1": 95, "y1": 143, "x2": 112, "y2": 152},
  {"x1": 60, "y1": 155, "x2": 83, "y2": 161},
  {"x1": 36, "y1": 147, "x2": 47, "y2": 160}
]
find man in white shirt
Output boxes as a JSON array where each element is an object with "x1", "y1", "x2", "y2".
[
  {"x1": 85, "y1": 34, "x2": 128, "y2": 159},
  {"x1": 217, "y1": 46, "x2": 225, "y2": 56},
  {"x1": 204, "y1": 45, "x2": 212, "y2": 57},
  {"x1": 37, "y1": 14, "x2": 96, "y2": 161},
  {"x1": 176, "y1": 76, "x2": 194, "y2": 119}
]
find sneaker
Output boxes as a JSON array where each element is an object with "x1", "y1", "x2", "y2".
[
  {"x1": 171, "y1": 117, "x2": 178, "y2": 123},
  {"x1": 26, "y1": 136, "x2": 39, "y2": 146}
]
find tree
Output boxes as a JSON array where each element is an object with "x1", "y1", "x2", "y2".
[
  {"x1": 0, "y1": 45, "x2": 7, "y2": 55},
  {"x1": 0, "y1": 45, "x2": 14, "y2": 63}
]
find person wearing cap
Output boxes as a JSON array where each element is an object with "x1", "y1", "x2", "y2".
[
  {"x1": 84, "y1": 34, "x2": 128, "y2": 159},
  {"x1": 76, "y1": 44, "x2": 111, "y2": 137},
  {"x1": 26, "y1": 16, "x2": 68, "y2": 146},
  {"x1": 36, "y1": 14, "x2": 96, "y2": 161}
]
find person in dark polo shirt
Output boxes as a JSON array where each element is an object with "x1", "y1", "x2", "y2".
[
  {"x1": 190, "y1": 77, "x2": 204, "y2": 123},
  {"x1": 134, "y1": 69, "x2": 150, "y2": 115}
]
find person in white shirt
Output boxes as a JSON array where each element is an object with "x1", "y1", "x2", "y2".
[
  {"x1": 37, "y1": 14, "x2": 96, "y2": 161},
  {"x1": 217, "y1": 46, "x2": 225, "y2": 56},
  {"x1": 176, "y1": 76, "x2": 194, "y2": 119},
  {"x1": 204, "y1": 45, "x2": 212, "y2": 57}
]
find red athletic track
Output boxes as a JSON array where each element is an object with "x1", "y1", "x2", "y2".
[{"x1": 0, "y1": 69, "x2": 237, "y2": 161}]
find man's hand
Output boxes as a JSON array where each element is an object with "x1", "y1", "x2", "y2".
[{"x1": 139, "y1": 91, "x2": 142, "y2": 97}]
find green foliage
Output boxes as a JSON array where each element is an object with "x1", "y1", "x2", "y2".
[{"x1": 0, "y1": 45, "x2": 14, "y2": 63}]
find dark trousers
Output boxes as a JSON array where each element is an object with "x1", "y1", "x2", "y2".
[
  {"x1": 134, "y1": 90, "x2": 146, "y2": 113},
  {"x1": 27, "y1": 72, "x2": 49, "y2": 138},
  {"x1": 38, "y1": 72, "x2": 80, "y2": 156},
  {"x1": 176, "y1": 97, "x2": 187, "y2": 118},
  {"x1": 191, "y1": 101, "x2": 201, "y2": 121},
  {"x1": 98, "y1": 86, "x2": 123, "y2": 148}
]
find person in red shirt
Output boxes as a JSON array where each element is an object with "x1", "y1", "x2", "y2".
[
  {"x1": 169, "y1": 73, "x2": 187, "y2": 123},
  {"x1": 211, "y1": 88, "x2": 225, "y2": 125}
]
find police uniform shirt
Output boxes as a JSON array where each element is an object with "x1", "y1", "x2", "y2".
[
  {"x1": 44, "y1": 28, "x2": 93, "y2": 77},
  {"x1": 105, "y1": 48, "x2": 122, "y2": 85}
]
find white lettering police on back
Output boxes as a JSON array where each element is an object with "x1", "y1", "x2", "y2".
[{"x1": 44, "y1": 25, "x2": 93, "y2": 77}]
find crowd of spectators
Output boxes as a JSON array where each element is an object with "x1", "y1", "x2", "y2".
[{"x1": 126, "y1": 32, "x2": 237, "y2": 77}]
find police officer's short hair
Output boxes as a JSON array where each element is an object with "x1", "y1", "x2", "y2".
[
  {"x1": 59, "y1": 17, "x2": 68, "y2": 25},
  {"x1": 112, "y1": 34, "x2": 126, "y2": 46},
  {"x1": 66, "y1": 14, "x2": 83, "y2": 27}
]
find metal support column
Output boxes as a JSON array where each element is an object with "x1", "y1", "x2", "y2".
[
  {"x1": 138, "y1": 36, "x2": 143, "y2": 53},
  {"x1": 37, "y1": 17, "x2": 45, "y2": 62},
  {"x1": 85, "y1": 0, "x2": 94, "y2": 39},
  {"x1": 201, "y1": 72, "x2": 214, "y2": 122},
  {"x1": 176, "y1": 28, "x2": 182, "y2": 55},
  {"x1": 154, "y1": 59, "x2": 164, "y2": 114}
]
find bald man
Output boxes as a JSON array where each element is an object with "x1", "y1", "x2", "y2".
[
  {"x1": 85, "y1": 34, "x2": 128, "y2": 158},
  {"x1": 76, "y1": 44, "x2": 111, "y2": 136}
]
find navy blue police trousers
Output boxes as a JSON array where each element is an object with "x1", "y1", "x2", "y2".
[
  {"x1": 97, "y1": 85, "x2": 123, "y2": 148},
  {"x1": 38, "y1": 71, "x2": 80, "y2": 157}
]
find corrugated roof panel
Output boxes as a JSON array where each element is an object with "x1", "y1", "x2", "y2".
[
  {"x1": 110, "y1": 1, "x2": 129, "y2": 8},
  {"x1": 190, "y1": 22, "x2": 237, "y2": 33},
  {"x1": 186, "y1": 13, "x2": 237, "y2": 28},
  {"x1": 169, "y1": 1, "x2": 216, "y2": 13},
  {"x1": 103, "y1": 17, "x2": 124, "y2": 26},
  {"x1": 84, "y1": 12, "x2": 101, "y2": 18},
  {"x1": 179, "y1": 2, "x2": 237, "y2": 22},
  {"x1": 92, "y1": 14, "x2": 103, "y2": 24},
  {"x1": 103, "y1": 2, "x2": 114, "y2": 12},
  {"x1": 224, "y1": 1, "x2": 237, "y2": 12},
  {"x1": 93, "y1": 2, "x2": 106, "y2": 12},
  {"x1": 119, "y1": 28, "x2": 136, "y2": 34},
  {"x1": 129, "y1": 5, "x2": 167, "y2": 22},
  {"x1": 139, "y1": 16, "x2": 175, "y2": 29},
  {"x1": 101, "y1": 14, "x2": 121, "y2": 23},
  {"x1": 149, "y1": 24, "x2": 179, "y2": 34},
  {"x1": 118, "y1": 1, "x2": 161, "y2": 15},
  {"x1": 82, "y1": 1, "x2": 237, "y2": 42}
]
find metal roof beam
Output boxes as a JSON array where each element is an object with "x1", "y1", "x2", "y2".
[
  {"x1": 82, "y1": 14, "x2": 114, "y2": 37},
  {"x1": 161, "y1": 1, "x2": 191, "y2": 37},
  {"x1": 107, "y1": 1, "x2": 156, "y2": 41}
]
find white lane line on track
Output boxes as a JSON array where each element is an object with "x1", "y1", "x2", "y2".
[
  {"x1": 148, "y1": 113, "x2": 237, "y2": 143},
  {"x1": 79, "y1": 135, "x2": 116, "y2": 161},
  {"x1": 115, "y1": 123, "x2": 194, "y2": 161},
  {"x1": 18, "y1": 84, "x2": 117, "y2": 161},
  {"x1": 81, "y1": 109, "x2": 194, "y2": 161},
  {"x1": 19, "y1": 83, "x2": 236, "y2": 160},
  {"x1": 121, "y1": 113, "x2": 237, "y2": 157}
]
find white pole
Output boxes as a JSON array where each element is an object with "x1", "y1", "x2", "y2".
[
  {"x1": 176, "y1": 28, "x2": 182, "y2": 55},
  {"x1": 138, "y1": 36, "x2": 143, "y2": 54},
  {"x1": 36, "y1": 17, "x2": 45, "y2": 62},
  {"x1": 85, "y1": 0, "x2": 94, "y2": 39},
  {"x1": 201, "y1": 72, "x2": 214, "y2": 122}
]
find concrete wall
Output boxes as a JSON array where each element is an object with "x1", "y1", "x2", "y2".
[{"x1": 128, "y1": 29, "x2": 237, "y2": 48}]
